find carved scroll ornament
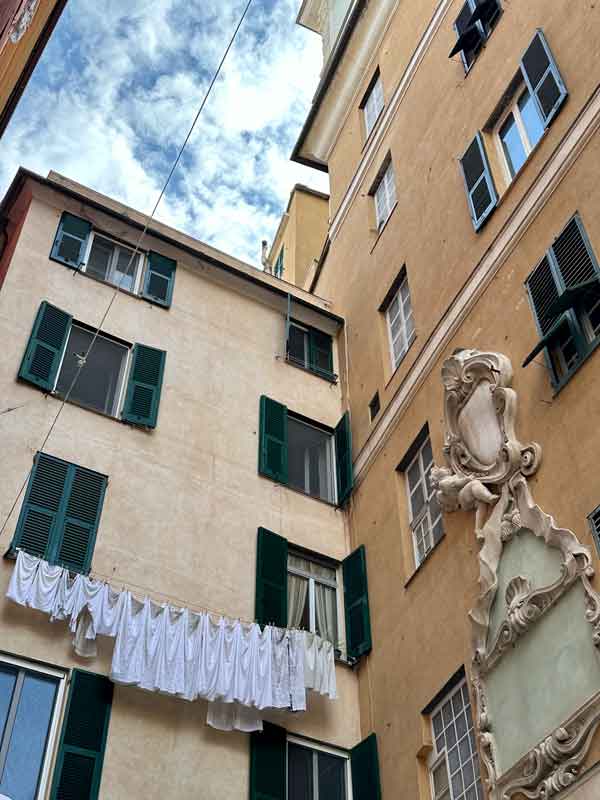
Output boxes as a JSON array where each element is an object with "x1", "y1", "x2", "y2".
[{"x1": 431, "y1": 349, "x2": 600, "y2": 799}]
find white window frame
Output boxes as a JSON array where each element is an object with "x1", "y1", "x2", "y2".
[
  {"x1": 82, "y1": 232, "x2": 145, "y2": 294},
  {"x1": 494, "y1": 85, "x2": 543, "y2": 184},
  {"x1": 53, "y1": 323, "x2": 132, "y2": 418},
  {"x1": 362, "y1": 73, "x2": 384, "y2": 138},
  {"x1": 427, "y1": 678, "x2": 483, "y2": 800},
  {"x1": 288, "y1": 416, "x2": 338, "y2": 505},
  {"x1": 287, "y1": 549, "x2": 343, "y2": 649},
  {"x1": 373, "y1": 160, "x2": 396, "y2": 231},
  {"x1": 405, "y1": 435, "x2": 443, "y2": 567},
  {"x1": 386, "y1": 274, "x2": 415, "y2": 371},
  {"x1": 287, "y1": 735, "x2": 354, "y2": 800},
  {"x1": 0, "y1": 653, "x2": 67, "y2": 800}
]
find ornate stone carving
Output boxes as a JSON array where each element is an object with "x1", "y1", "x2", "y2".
[
  {"x1": 9, "y1": 0, "x2": 39, "y2": 44},
  {"x1": 434, "y1": 348, "x2": 600, "y2": 799}
]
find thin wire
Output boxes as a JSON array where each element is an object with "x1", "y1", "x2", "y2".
[{"x1": 0, "y1": 0, "x2": 254, "y2": 539}]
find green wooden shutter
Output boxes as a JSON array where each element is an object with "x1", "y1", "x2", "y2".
[
  {"x1": 343, "y1": 545, "x2": 372, "y2": 660},
  {"x1": 334, "y1": 411, "x2": 353, "y2": 506},
  {"x1": 249, "y1": 722, "x2": 286, "y2": 800},
  {"x1": 51, "y1": 212, "x2": 92, "y2": 268},
  {"x1": 255, "y1": 527, "x2": 288, "y2": 628},
  {"x1": 11, "y1": 453, "x2": 69, "y2": 558},
  {"x1": 18, "y1": 301, "x2": 72, "y2": 391},
  {"x1": 142, "y1": 251, "x2": 176, "y2": 307},
  {"x1": 459, "y1": 133, "x2": 497, "y2": 231},
  {"x1": 51, "y1": 670, "x2": 113, "y2": 800},
  {"x1": 54, "y1": 466, "x2": 107, "y2": 574},
  {"x1": 121, "y1": 344, "x2": 166, "y2": 428},
  {"x1": 258, "y1": 395, "x2": 288, "y2": 484},
  {"x1": 351, "y1": 734, "x2": 381, "y2": 800},
  {"x1": 520, "y1": 30, "x2": 567, "y2": 128},
  {"x1": 309, "y1": 329, "x2": 334, "y2": 378}
]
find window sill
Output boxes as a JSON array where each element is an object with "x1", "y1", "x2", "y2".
[
  {"x1": 261, "y1": 476, "x2": 339, "y2": 509},
  {"x1": 384, "y1": 332, "x2": 417, "y2": 390},
  {"x1": 34, "y1": 388, "x2": 151, "y2": 431},
  {"x1": 403, "y1": 534, "x2": 445, "y2": 588},
  {"x1": 285, "y1": 356, "x2": 338, "y2": 384},
  {"x1": 369, "y1": 202, "x2": 398, "y2": 254}
]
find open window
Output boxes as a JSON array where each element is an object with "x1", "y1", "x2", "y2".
[
  {"x1": 286, "y1": 317, "x2": 335, "y2": 382},
  {"x1": 449, "y1": 0, "x2": 502, "y2": 71}
]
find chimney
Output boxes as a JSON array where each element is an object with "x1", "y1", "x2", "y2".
[{"x1": 261, "y1": 240, "x2": 271, "y2": 273}]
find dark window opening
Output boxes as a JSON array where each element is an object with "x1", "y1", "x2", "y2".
[
  {"x1": 288, "y1": 742, "x2": 347, "y2": 800},
  {"x1": 369, "y1": 392, "x2": 380, "y2": 421},
  {"x1": 288, "y1": 416, "x2": 335, "y2": 504}
]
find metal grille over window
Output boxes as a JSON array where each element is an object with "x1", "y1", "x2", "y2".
[
  {"x1": 386, "y1": 275, "x2": 415, "y2": 370},
  {"x1": 429, "y1": 680, "x2": 483, "y2": 800},
  {"x1": 406, "y1": 435, "x2": 443, "y2": 566}
]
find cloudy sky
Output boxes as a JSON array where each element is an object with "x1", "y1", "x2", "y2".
[{"x1": 0, "y1": 0, "x2": 328, "y2": 265}]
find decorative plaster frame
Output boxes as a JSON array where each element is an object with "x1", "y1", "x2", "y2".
[
  {"x1": 431, "y1": 349, "x2": 600, "y2": 799},
  {"x1": 9, "y1": 0, "x2": 39, "y2": 44}
]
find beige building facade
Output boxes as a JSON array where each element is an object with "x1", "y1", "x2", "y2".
[
  {"x1": 0, "y1": 169, "x2": 369, "y2": 798},
  {"x1": 292, "y1": 0, "x2": 600, "y2": 799}
]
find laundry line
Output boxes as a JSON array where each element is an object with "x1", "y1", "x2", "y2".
[{"x1": 7, "y1": 551, "x2": 337, "y2": 733}]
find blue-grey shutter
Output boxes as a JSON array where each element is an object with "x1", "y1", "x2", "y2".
[
  {"x1": 550, "y1": 215, "x2": 600, "y2": 290},
  {"x1": 351, "y1": 734, "x2": 381, "y2": 800},
  {"x1": 51, "y1": 670, "x2": 113, "y2": 800},
  {"x1": 121, "y1": 344, "x2": 166, "y2": 428},
  {"x1": 11, "y1": 453, "x2": 70, "y2": 559},
  {"x1": 334, "y1": 411, "x2": 353, "y2": 506},
  {"x1": 51, "y1": 212, "x2": 91, "y2": 268},
  {"x1": 343, "y1": 544, "x2": 372, "y2": 660},
  {"x1": 520, "y1": 30, "x2": 567, "y2": 128},
  {"x1": 18, "y1": 301, "x2": 72, "y2": 391},
  {"x1": 54, "y1": 465, "x2": 107, "y2": 573},
  {"x1": 459, "y1": 133, "x2": 497, "y2": 231},
  {"x1": 142, "y1": 251, "x2": 176, "y2": 307}
]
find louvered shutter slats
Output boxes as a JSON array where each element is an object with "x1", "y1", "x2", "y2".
[
  {"x1": 18, "y1": 302, "x2": 72, "y2": 391},
  {"x1": 520, "y1": 31, "x2": 567, "y2": 127},
  {"x1": 551, "y1": 217, "x2": 597, "y2": 288},
  {"x1": 142, "y1": 251, "x2": 176, "y2": 308},
  {"x1": 12, "y1": 454, "x2": 69, "y2": 557},
  {"x1": 526, "y1": 255, "x2": 560, "y2": 334},
  {"x1": 122, "y1": 344, "x2": 166, "y2": 428},
  {"x1": 249, "y1": 722, "x2": 286, "y2": 800}
]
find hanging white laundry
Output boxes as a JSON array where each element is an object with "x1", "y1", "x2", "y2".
[{"x1": 6, "y1": 552, "x2": 336, "y2": 731}]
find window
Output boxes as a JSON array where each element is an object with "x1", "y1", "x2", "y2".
[
  {"x1": 10, "y1": 451, "x2": 107, "y2": 574},
  {"x1": 372, "y1": 159, "x2": 396, "y2": 231},
  {"x1": 361, "y1": 71, "x2": 384, "y2": 138},
  {"x1": 450, "y1": 0, "x2": 501, "y2": 71},
  {"x1": 369, "y1": 392, "x2": 380, "y2": 421},
  {"x1": 51, "y1": 212, "x2": 177, "y2": 308},
  {"x1": 429, "y1": 679, "x2": 483, "y2": 800},
  {"x1": 288, "y1": 416, "x2": 336, "y2": 504},
  {"x1": 56, "y1": 324, "x2": 129, "y2": 416},
  {"x1": 288, "y1": 738, "x2": 350, "y2": 800},
  {"x1": 274, "y1": 248, "x2": 284, "y2": 278},
  {"x1": 287, "y1": 321, "x2": 335, "y2": 380},
  {"x1": 85, "y1": 234, "x2": 143, "y2": 293},
  {"x1": 0, "y1": 655, "x2": 65, "y2": 800},
  {"x1": 288, "y1": 550, "x2": 339, "y2": 647},
  {"x1": 523, "y1": 214, "x2": 600, "y2": 386},
  {"x1": 385, "y1": 273, "x2": 415, "y2": 370},
  {"x1": 496, "y1": 87, "x2": 545, "y2": 179},
  {"x1": 19, "y1": 301, "x2": 167, "y2": 428},
  {"x1": 258, "y1": 398, "x2": 353, "y2": 507},
  {"x1": 402, "y1": 431, "x2": 443, "y2": 567},
  {"x1": 256, "y1": 529, "x2": 372, "y2": 661},
  {"x1": 589, "y1": 505, "x2": 600, "y2": 555}
]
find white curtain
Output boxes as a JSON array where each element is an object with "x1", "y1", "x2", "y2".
[
  {"x1": 314, "y1": 581, "x2": 337, "y2": 647},
  {"x1": 287, "y1": 555, "x2": 308, "y2": 629}
]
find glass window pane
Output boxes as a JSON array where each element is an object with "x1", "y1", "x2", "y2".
[
  {"x1": 58, "y1": 233, "x2": 83, "y2": 264},
  {"x1": 407, "y1": 460, "x2": 421, "y2": 491},
  {"x1": 86, "y1": 236, "x2": 113, "y2": 281},
  {"x1": 410, "y1": 484, "x2": 425, "y2": 517},
  {"x1": 432, "y1": 760, "x2": 449, "y2": 794},
  {"x1": 114, "y1": 247, "x2": 137, "y2": 292},
  {"x1": 500, "y1": 113, "x2": 527, "y2": 177},
  {"x1": 288, "y1": 325, "x2": 308, "y2": 367},
  {"x1": 55, "y1": 325, "x2": 127, "y2": 416},
  {"x1": 288, "y1": 743, "x2": 314, "y2": 800},
  {"x1": 518, "y1": 89, "x2": 544, "y2": 150},
  {"x1": 421, "y1": 438, "x2": 433, "y2": 469},
  {"x1": 432, "y1": 711, "x2": 443, "y2": 737},
  {"x1": 0, "y1": 665, "x2": 17, "y2": 743},
  {"x1": 318, "y1": 751, "x2": 346, "y2": 800},
  {"x1": 0, "y1": 672, "x2": 58, "y2": 800},
  {"x1": 288, "y1": 418, "x2": 334, "y2": 503}
]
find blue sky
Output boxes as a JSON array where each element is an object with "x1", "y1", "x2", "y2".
[{"x1": 0, "y1": 0, "x2": 329, "y2": 265}]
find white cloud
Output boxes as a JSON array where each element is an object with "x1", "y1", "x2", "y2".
[{"x1": 0, "y1": 0, "x2": 328, "y2": 265}]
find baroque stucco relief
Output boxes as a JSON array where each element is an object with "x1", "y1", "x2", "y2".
[{"x1": 431, "y1": 349, "x2": 600, "y2": 800}]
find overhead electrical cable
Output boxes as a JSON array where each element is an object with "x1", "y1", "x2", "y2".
[{"x1": 0, "y1": 0, "x2": 255, "y2": 539}]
